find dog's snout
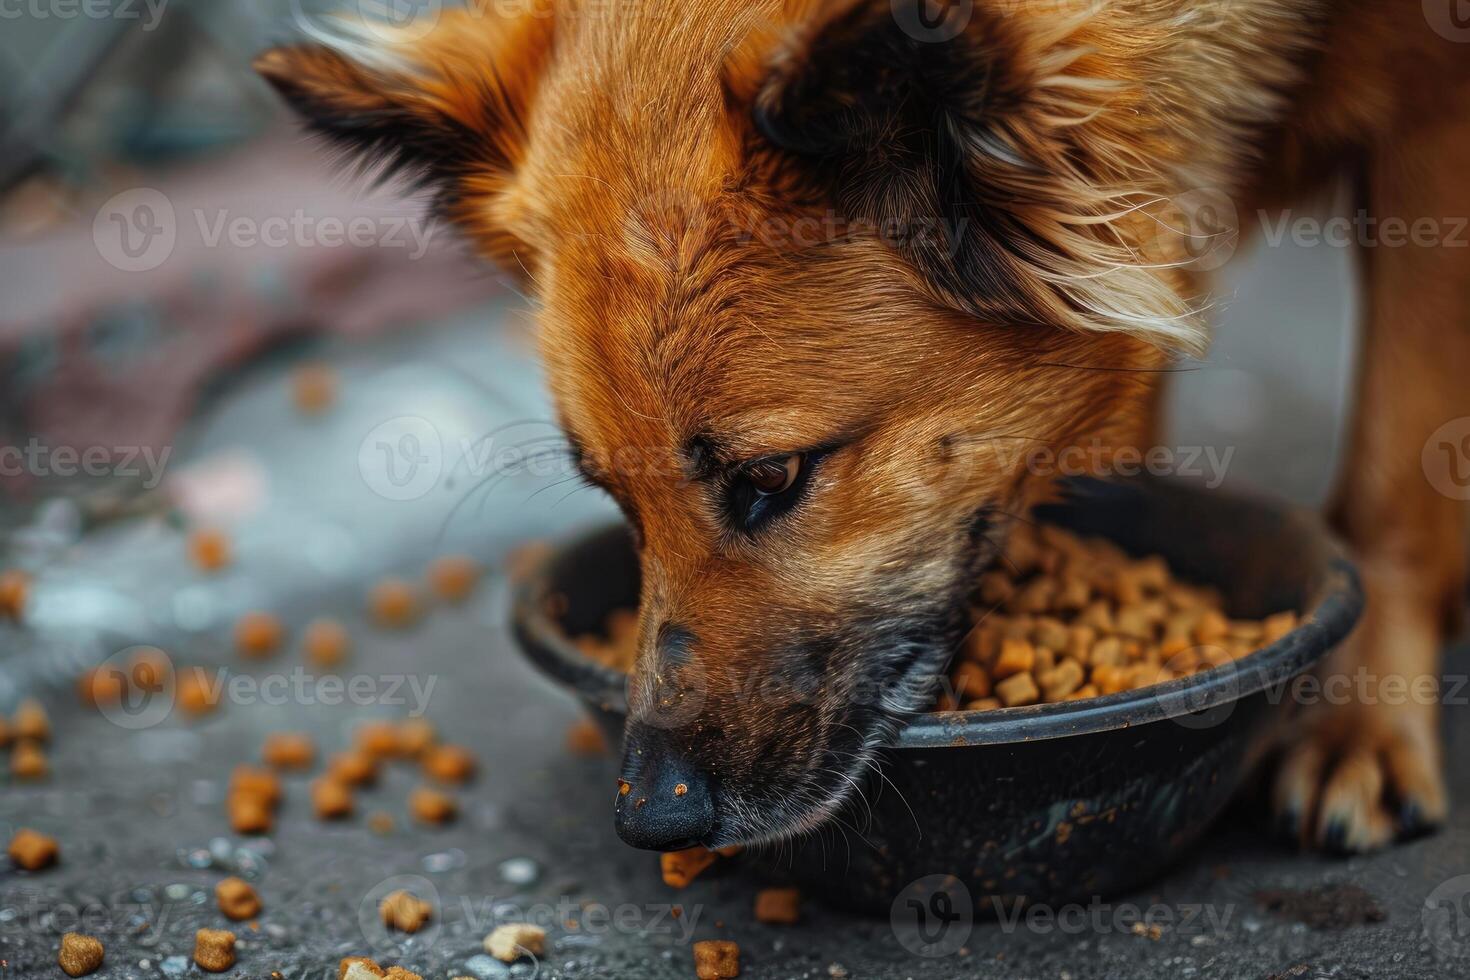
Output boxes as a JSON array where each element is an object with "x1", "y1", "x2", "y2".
[{"x1": 614, "y1": 722, "x2": 714, "y2": 851}]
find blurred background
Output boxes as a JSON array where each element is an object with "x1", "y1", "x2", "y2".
[{"x1": 1, "y1": 3, "x2": 1402, "y2": 980}]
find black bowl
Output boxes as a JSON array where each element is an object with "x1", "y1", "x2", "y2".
[{"x1": 510, "y1": 478, "x2": 1362, "y2": 914}]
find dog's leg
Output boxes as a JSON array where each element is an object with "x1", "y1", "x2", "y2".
[{"x1": 1271, "y1": 116, "x2": 1470, "y2": 852}]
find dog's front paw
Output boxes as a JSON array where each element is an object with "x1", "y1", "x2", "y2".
[{"x1": 1270, "y1": 703, "x2": 1447, "y2": 854}]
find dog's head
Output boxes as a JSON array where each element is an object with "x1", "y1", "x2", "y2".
[{"x1": 258, "y1": 0, "x2": 1220, "y2": 849}]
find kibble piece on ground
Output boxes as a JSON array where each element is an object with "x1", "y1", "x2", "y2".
[
  {"x1": 77, "y1": 666, "x2": 126, "y2": 708},
  {"x1": 262, "y1": 731, "x2": 315, "y2": 770},
  {"x1": 565, "y1": 717, "x2": 607, "y2": 756},
  {"x1": 329, "y1": 750, "x2": 379, "y2": 787},
  {"x1": 304, "y1": 618, "x2": 351, "y2": 669},
  {"x1": 58, "y1": 932, "x2": 104, "y2": 977},
  {"x1": 228, "y1": 794, "x2": 273, "y2": 835},
  {"x1": 292, "y1": 363, "x2": 337, "y2": 415},
  {"x1": 369, "y1": 579, "x2": 422, "y2": 629},
  {"x1": 128, "y1": 647, "x2": 172, "y2": 692},
  {"x1": 409, "y1": 786, "x2": 457, "y2": 824},
  {"x1": 11, "y1": 740, "x2": 48, "y2": 780},
  {"x1": 421, "y1": 744, "x2": 476, "y2": 783},
  {"x1": 383, "y1": 969, "x2": 423, "y2": 980},
  {"x1": 427, "y1": 555, "x2": 481, "y2": 603},
  {"x1": 188, "y1": 529, "x2": 232, "y2": 572},
  {"x1": 0, "y1": 568, "x2": 29, "y2": 621},
  {"x1": 356, "y1": 720, "x2": 404, "y2": 759},
  {"x1": 485, "y1": 923, "x2": 546, "y2": 962},
  {"x1": 230, "y1": 765, "x2": 282, "y2": 808},
  {"x1": 339, "y1": 956, "x2": 384, "y2": 979},
  {"x1": 235, "y1": 611, "x2": 284, "y2": 659},
  {"x1": 660, "y1": 847, "x2": 717, "y2": 889},
  {"x1": 312, "y1": 777, "x2": 354, "y2": 820},
  {"x1": 693, "y1": 940, "x2": 740, "y2": 979},
  {"x1": 13, "y1": 697, "x2": 49, "y2": 741},
  {"x1": 176, "y1": 669, "x2": 221, "y2": 716},
  {"x1": 397, "y1": 718, "x2": 436, "y2": 757},
  {"x1": 379, "y1": 890, "x2": 433, "y2": 933},
  {"x1": 216, "y1": 876, "x2": 261, "y2": 920},
  {"x1": 754, "y1": 887, "x2": 800, "y2": 924},
  {"x1": 8, "y1": 828, "x2": 58, "y2": 870},
  {"x1": 193, "y1": 928, "x2": 236, "y2": 972}
]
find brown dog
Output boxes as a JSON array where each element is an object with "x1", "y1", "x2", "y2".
[{"x1": 257, "y1": 0, "x2": 1469, "y2": 854}]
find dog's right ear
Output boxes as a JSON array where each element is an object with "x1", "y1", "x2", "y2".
[{"x1": 254, "y1": 9, "x2": 553, "y2": 267}]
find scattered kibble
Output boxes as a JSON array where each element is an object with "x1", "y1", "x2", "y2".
[
  {"x1": 356, "y1": 720, "x2": 404, "y2": 759},
  {"x1": 12, "y1": 740, "x2": 48, "y2": 780},
  {"x1": 303, "y1": 618, "x2": 351, "y2": 669},
  {"x1": 193, "y1": 928, "x2": 236, "y2": 972},
  {"x1": 369, "y1": 578, "x2": 422, "y2": 629},
  {"x1": 8, "y1": 828, "x2": 58, "y2": 870},
  {"x1": 693, "y1": 939, "x2": 740, "y2": 979},
  {"x1": 292, "y1": 363, "x2": 337, "y2": 415},
  {"x1": 262, "y1": 731, "x2": 315, "y2": 770},
  {"x1": 76, "y1": 666, "x2": 126, "y2": 709},
  {"x1": 383, "y1": 969, "x2": 423, "y2": 980},
  {"x1": 216, "y1": 877, "x2": 262, "y2": 921},
  {"x1": 754, "y1": 887, "x2": 800, "y2": 924},
  {"x1": 339, "y1": 956, "x2": 384, "y2": 979},
  {"x1": 379, "y1": 890, "x2": 433, "y2": 933},
  {"x1": 235, "y1": 611, "x2": 284, "y2": 659},
  {"x1": 128, "y1": 647, "x2": 171, "y2": 693},
  {"x1": 397, "y1": 718, "x2": 436, "y2": 757},
  {"x1": 0, "y1": 568, "x2": 30, "y2": 621},
  {"x1": 421, "y1": 744, "x2": 475, "y2": 784},
  {"x1": 13, "y1": 697, "x2": 49, "y2": 741},
  {"x1": 565, "y1": 717, "x2": 607, "y2": 756},
  {"x1": 228, "y1": 794, "x2": 273, "y2": 835},
  {"x1": 58, "y1": 932, "x2": 104, "y2": 977},
  {"x1": 228, "y1": 764, "x2": 282, "y2": 835},
  {"x1": 312, "y1": 777, "x2": 354, "y2": 820},
  {"x1": 485, "y1": 923, "x2": 546, "y2": 962},
  {"x1": 427, "y1": 555, "x2": 481, "y2": 603},
  {"x1": 408, "y1": 786, "x2": 457, "y2": 825},
  {"x1": 660, "y1": 847, "x2": 718, "y2": 889},
  {"x1": 176, "y1": 668, "x2": 221, "y2": 716},
  {"x1": 230, "y1": 765, "x2": 283, "y2": 808},
  {"x1": 188, "y1": 529, "x2": 232, "y2": 572},
  {"x1": 328, "y1": 750, "x2": 379, "y2": 787}
]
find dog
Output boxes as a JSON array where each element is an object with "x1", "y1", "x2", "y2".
[{"x1": 257, "y1": 0, "x2": 1469, "y2": 855}]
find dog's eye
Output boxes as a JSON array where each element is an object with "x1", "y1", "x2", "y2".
[{"x1": 745, "y1": 454, "x2": 802, "y2": 496}]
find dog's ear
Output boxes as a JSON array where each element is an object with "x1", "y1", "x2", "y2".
[
  {"x1": 254, "y1": 9, "x2": 553, "y2": 267},
  {"x1": 755, "y1": 0, "x2": 1207, "y2": 354}
]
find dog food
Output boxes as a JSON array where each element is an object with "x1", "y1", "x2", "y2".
[
  {"x1": 421, "y1": 744, "x2": 476, "y2": 784},
  {"x1": 693, "y1": 940, "x2": 740, "y2": 979},
  {"x1": 408, "y1": 786, "x2": 457, "y2": 825},
  {"x1": 574, "y1": 608, "x2": 638, "y2": 673},
  {"x1": 427, "y1": 555, "x2": 481, "y2": 603},
  {"x1": 754, "y1": 888, "x2": 800, "y2": 925},
  {"x1": 128, "y1": 647, "x2": 171, "y2": 692},
  {"x1": 485, "y1": 923, "x2": 546, "y2": 962},
  {"x1": 369, "y1": 578, "x2": 422, "y2": 629},
  {"x1": 8, "y1": 828, "x2": 58, "y2": 870},
  {"x1": 13, "y1": 698, "x2": 49, "y2": 741},
  {"x1": 312, "y1": 777, "x2": 354, "y2": 820},
  {"x1": 76, "y1": 667, "x2": 125, "y2": 709},
  {"x1": 235, "y1": 611, "x2": 284, "y2": 659},
  {"x1": 384, "y1": 969, "x2": 423, "y2": 980},
  {"x1": 379, "y1": 890, "x2": 433, "y2": 933},
  {"x1": 661, "y1": 847, "x2": 718, "y2": 889},
  {"x1": 946, "y1": 522, "x2": 1299, "y2": 710},
  {"x1": 565, "y1": 717, "x2": 608, "y2": 755},
  {"x1": 292, "y1": 363, "x2": 337, "y2": 415},
  {"x1": 228, "y1": 794, "x2": 273, "y2": 835},
  {"x1": 216, "y1": 877, "x2": 262, "y2": 920},
  {"x1": 262, "y1": 732, "x2": 316, "y2": 770},
  {"x1": 58, "y1": 932, "x2": 104, "y2": 977},
  {"x1": 329, "y1": 750, "x2": 379, "y2": 787},
  {"x1": 0, "y1": 569, "x2": 29, "y2": 621},
  {"x1": 340, "y1": 957, "x2": 385, "y2": 980},
  {"x1": 397, "y1": 718, "x2": 436, "y2": 757},
  {"x1": 228, "y1": 764, "x2": 283, "y2": 834},
  {"x1": 304, "y1": 618, "x2": 351, "y2": 669},
  {"x1": 11, "y1": 740, "x2": 47, "y2": 780},
  {"x1": 176, "y1": 669, "x2": 221, "y2": 716},
  {"x1": 356, "y1": 720, "x2": 405, "y2": 759},
  {"x1": 193, "y1": 928, "x2": 236, "y2": 972},
  {"x1": 188, "y1": 529, "x2": 232, "y2": 572}
]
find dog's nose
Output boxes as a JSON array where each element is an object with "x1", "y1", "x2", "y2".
[{"x1": 614, "y1": 722, "x2": 714, "y2": 851}]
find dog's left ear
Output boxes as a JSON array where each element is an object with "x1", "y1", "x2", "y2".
[{"x1": 755, "y1": 0, "x2": 1206, "y2": 354}]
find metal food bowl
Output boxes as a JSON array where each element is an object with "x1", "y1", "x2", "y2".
[{"x1": 511, "y1": 477, "x2": 1363, "y2": 913}]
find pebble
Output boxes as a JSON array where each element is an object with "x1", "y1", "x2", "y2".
[
  {"x1": 160, "y1": 955, "x2": 190, "y2": 976},
  {"x1": 459, "y1": 953, "x2": 511, "y2": 978},
  {"x1": 498, "y1": 858, "x2": 539, "y2": 886},
  {"x1": 422, "y1": 849, "x2": 467, "y2": 873}
]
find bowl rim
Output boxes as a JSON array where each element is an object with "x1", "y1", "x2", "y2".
[{"x1": 510, "y1": 492, "x2": 1363, "y2": 750}]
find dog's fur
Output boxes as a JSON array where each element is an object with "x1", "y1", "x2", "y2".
[{"x1": 257, "y1": 0, "x2": 1470, "y2": 852}]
